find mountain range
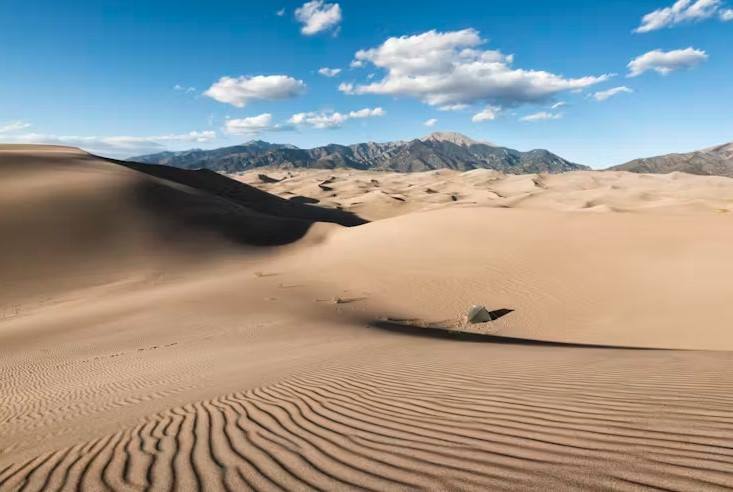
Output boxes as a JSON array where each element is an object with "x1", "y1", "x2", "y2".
[
  {"x1": 132, "y1": 132, "x2": 733, "y2": 178},
  {"x1": 611, "y1": 142, "x2": 733, "y2": 178},
  {"x1": 132, "y1": 132, "x2": 589, "y2": 174}
]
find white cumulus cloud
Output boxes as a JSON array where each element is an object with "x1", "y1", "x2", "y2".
[
  {"x1": 224, "y1": 114, "x2": 280, "y2": 135},
  {"x1": 340, "y1": 29, "x2": 610, "y2": 108},
  {"x1": 424, "y1": 118, "x2": 438, "y2": 127},
  {"x1": 289, "y1": 107, "x2": 385, "y2": 129},
  {"x1": 592, "y1": 86, "x2": 634, "y2": 101},
  {"x1": 635, "y1": 0, "x2": 732, "y2": 32},
  {"x1": 204, "y1": 75, "x2": 305, "y2": 108},
  {"x1": 348, "y1": 107, "x2": 385, "y2": 118},
  {"x1": 627, "y1": 48, "x2": 708, "y2": 77},
  {"x1": 318, "y1": 67, "x2": 342, "y2": 77},
  {"x1": 295, "y1": 0, "x2": 341, "y2": 36},
  {"x1": 519, "y1": 111, "x2": 562, "y2": 122},
  {"x1": 471, "y1": 106, "x2": 500, "y2": 122}
]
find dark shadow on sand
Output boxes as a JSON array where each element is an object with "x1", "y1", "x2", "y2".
[
  {"x1": 92, "y1": 156, "x2": 368, "y2": 246},
  {"x1": 369, "y1": 319, "x2": 667, "y2": 350},
  {"x1": 289, "y1": 195, "x2": 321, "y2": 205}
]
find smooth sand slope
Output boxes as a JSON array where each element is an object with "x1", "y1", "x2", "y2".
[{"x1": 2, "y1": 146, "x2": 733, "y2": 491}]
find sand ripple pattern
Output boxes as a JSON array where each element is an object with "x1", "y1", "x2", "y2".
[{"x1": 3, "y1": 346, "x2": 733, "y2": 491}]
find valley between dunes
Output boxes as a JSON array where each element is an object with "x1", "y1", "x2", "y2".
[{"x1": 2, "y1": 145, "x2": 733, "y2": 491}]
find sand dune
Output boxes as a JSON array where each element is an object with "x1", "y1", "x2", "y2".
[
  {"x1": 0, "y1": 146, "x2": 362, "y2": 305},
  {"x1": 235, "y1": 168, "x2": 733, "y2": 219},
  {"x1": 2, "y1": 146, "x2": 733, "y2": 490},
  {"x1": 269, "y1": 207, "x2": 733, "y2": 350}
]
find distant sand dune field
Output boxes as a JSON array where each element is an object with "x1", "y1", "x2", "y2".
[
  {"x1": 235, "y1": 167, "x2": 733, "y2": 219},
  {"x1": 2, "y1": 146, "x2": 733, "y2": 490}
]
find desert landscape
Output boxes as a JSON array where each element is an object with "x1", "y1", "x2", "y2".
[
  {"x1": 2, "y1": 144, "x2": 733, "y2": 490},
  {"x1": 3, "y1": 0, "x2": 733, "y2": 489}
]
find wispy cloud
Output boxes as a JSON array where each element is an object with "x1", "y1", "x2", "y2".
[
  {"x1": 471, "y1": 106, "x2": 500, "y2": 123},
  {"x1": 173, "y1": 84, "x2": 196, "y2": 94},
  {"x1": 592, "y1": 86, "x2": 633, "y2": 101},
  {"x1": 438, "y1": 104, "x2": 468, "y2": 112},
  {"x1": 424, "y1": 118, "x2": 438, "y2": 127},
  {"x1": 289, "y1": 107, "x2": 385, "y2": 129},
  {"x1": 519, "y1": 111, "x2": 562, "y2": 122},
  {"x1": 1, "y1": 130, "x2": 216, "y2": 157},
  {"x1": 0, "y1": 121, "x2": 32, "y2": 133},
  {"x1": 635, "y1": 0, "x2": 733, "y2": 32},
  {"x1": 318, "y1": 67, "x2": 342, "y2": 77}
]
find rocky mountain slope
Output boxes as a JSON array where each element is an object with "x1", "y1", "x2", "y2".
[
  {"x1": 132, "y1": 132, "x2": 588, "y2": 174},
  {"x1": 610, "y1": 141, "x2": 733, "y2": 177}
]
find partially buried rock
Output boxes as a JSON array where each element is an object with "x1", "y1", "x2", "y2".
[{"x1": 466, "y1": 305, "x2": 494, "y2": 324}]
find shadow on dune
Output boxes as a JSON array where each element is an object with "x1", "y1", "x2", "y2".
[
  {"x1": 288, "y1": 195, "x2": 321, "y2": 205},
  {"x1": 117, "y1": 159, "x2": 367, "y2": 226},
  {"x1": 101, "y1": 156, "x2": 368, "y2": 246},
  {"x1": 485, "y1": 308, "x2": 514, "y2": 320},
  {"x1": 1, "y1": 146, "x2": 369, "y2": 298},
  {"x1": 369, "y1": 319, "x2": 664, "y2": 350}
]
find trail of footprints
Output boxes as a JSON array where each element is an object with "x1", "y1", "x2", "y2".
[{"x1": 3, "y1": 347, "x2": 733, "y2": 491}]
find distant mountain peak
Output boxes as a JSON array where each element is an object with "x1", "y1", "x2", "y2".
[{"x1": 419, "y1": 132, "x2": 494, "y2": 147}]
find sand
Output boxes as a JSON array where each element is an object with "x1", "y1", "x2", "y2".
[
  {"x1": 2, "y1": 146, "x2": 733, "y2": 490},
  {"x1": 235, "y1": 167, "x2": 733, "y2": 219}
]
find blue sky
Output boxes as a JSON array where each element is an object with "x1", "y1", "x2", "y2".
[{"x1": 0, "y1": 0, "x2": 731, "y2": 167}]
